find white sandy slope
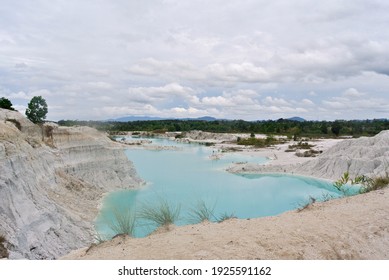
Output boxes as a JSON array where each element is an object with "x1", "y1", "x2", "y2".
[
  {"x1": 228, "y1": 131, "x2": 389, "y2": 181},
  {"x1": 0, "y1": 109, "x2": 142, "y2": 259},
  {"x1": 63, "y1": 130, "x2": 389, "y2": 260}
]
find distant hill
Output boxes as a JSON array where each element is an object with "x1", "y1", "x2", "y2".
[
  {"x1": 111, "y1": 116, "x2": 165, "y2": 122},
  {"x1": 182, "y1": 116, "x2": 217, "y2": 121},
  {"x1": 110, "y1": 115, "x2": 307, "y2": 122},
  {"x1": 109, "y1": 116, "x2": 217, "y2": 122},
  {"x1": 287, "y1": 116, "x2": 306, "y2": 122}
]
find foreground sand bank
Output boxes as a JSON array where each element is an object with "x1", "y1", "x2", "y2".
[{"x1": 63, "y1": 186, "x2": 389, "y2": 260}]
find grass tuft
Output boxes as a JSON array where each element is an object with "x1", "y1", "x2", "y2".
[
  {"x1": 105, "y1": 207, "x2": 136, "y2": 237},
  {"x1": 138, "y1": 198, "x2": 180, "y2": 228},
  {"x1": 188, "y1": 200, "x2": 216, "y2": 223},
  {"x1": 296, "y1": 196, "x2": 316, "y2": 212},
  {"x1": 359, "y1": 174, "x2": 389, "y2": 194},
  {"x1": 217, "y1": 212, "x2": 237, "y2": 223}
]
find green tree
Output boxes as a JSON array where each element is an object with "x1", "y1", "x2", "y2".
[
  {"x1": 320, "y1": 122, "x2": 328, "y2": 134},
  {"x1": 331, "y1": 121, "x2": 342, "y2": 137},
  {"x1": 0, "y1": 97, "x2": 15, "y2": 110},
  {"x1": 25, "y1": 96, "x2": 48, "y2": 123}
]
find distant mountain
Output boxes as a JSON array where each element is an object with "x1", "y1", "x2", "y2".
[
  {"x1": 111, "y1": 116, "x2": 165, "y2": 122},
  {"x1": 181, "y1": 116, "x2": 217, "y2": 121},
  {"x1": 109, "y1": 116, "x2": 217, "y2": 122},
  {"x1": 287, "y1": 116, "x2": 306, "y2": 122}
]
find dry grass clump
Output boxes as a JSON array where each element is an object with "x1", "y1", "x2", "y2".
[
  {"x1": 359, "y1": 175, "x2": 389, "y2": 194},
  {"x1": 188, "y1": 200, "x2": 216, "y2": 223},
  {"x1": 138, "y1": 199, "x2": 180, "y2": 228},
  {"x1": 217, "y1": 212, "x2": 237, "y2": 223},
  {"x1": 105, "y1": 207, "x2": 136, "y2": 237},
  {"x1": 296, "y1": 196, "x2": 316, "y2": 212}
]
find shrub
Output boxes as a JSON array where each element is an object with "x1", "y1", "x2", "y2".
[
  {"x1": 359, "y1": 175, "x2": 389, "y2": 194},
  {"x1": 334, "y1": 172, "x2": 389, "y2": 195},
  {"x1": 0, "y1": 97, "x2": 15, "y2": 110},
  {"x1": 333, "y1": 172, "x2": 350, "y2": 191},
  {"x1": 288, "y1": 141, "x2": 314, "y2": 150},
  {"x1": 138, "y1": 198, "x2": 180, "y2": 228}
]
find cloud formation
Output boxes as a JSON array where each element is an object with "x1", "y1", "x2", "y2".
[{"x1": 0, "y1": 0, "x2": 388, "y2": 120}]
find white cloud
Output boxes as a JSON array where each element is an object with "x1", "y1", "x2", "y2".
[
  {"x1": 0, "y1": 0, "x2": 388, "y2": 120},
  {"x1": 200, "y1": 96, "x2": 234, "y2": 107},
  {"x1": 342, "y1": 88, "x2": 366, "y2": 98},
  {"x1": 87, "y1": 82, "x2": 113, "y2": 90},
  {"x1": 263, "y1": 96, "x2": 291, "y2": 107},
  {"x1": 301, "y1": 98, "x2": 315, "y2": 106},
  {"x1": 205, "y1": 63, "x2": 273, "y2": 83},
  {"x1": 128, "y1": 83, "x2": 196, "y2": 104},
  {"x1": 322, "y1": 88, "x2": 389, "y2": 116},
  {"x1": 7, "y1": 91, "x2": 33, "y2": 100}
]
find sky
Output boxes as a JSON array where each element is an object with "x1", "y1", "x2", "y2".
[{"x1": 1, "y1": 0, "x2": 389, "y2": 121}]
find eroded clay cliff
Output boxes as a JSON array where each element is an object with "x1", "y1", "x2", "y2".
[{"x1": 0, "y1": 109, "x2": 141, "y2": 259}]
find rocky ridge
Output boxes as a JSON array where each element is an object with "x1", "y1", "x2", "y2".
[
  {"x1": 0, "y1": 109, "x2": 141, "y2": 259},
  {"x1": 228, "y1": 130, "x2": 389, "y2": 180}
]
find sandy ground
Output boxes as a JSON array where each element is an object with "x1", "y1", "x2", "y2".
[
  {"x1": 62, "y1": 134, "x2": 389, "y2": 260},
  {"x1": 63, "y1": 187, "x2": 389, "y2": 260},
  {"x1": 212, "y1": 138, "x2": 342, "y2": 167}
]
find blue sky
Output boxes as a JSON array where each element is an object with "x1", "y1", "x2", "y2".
[{"x1": 1, "y1": 0, "x2": 389, "y2": 121}]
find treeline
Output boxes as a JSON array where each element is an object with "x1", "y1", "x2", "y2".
[{"x1": 57, "y1": 118, "x2": 389, "y2": 138}]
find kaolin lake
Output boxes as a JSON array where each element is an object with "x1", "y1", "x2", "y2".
[{"x1": 96, "y1": 137, "x2": 342, "y2": 238}]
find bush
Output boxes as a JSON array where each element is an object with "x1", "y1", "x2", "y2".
[
  {"x1": 0, "y1": 97, "x2": 15, "y2": 110},
  {"x1": 237, "y1": 135, "x2": 281, "y2": 147},
  {"x1": 334, "y1": 172, "x2": 389, "y2": 195},
  {"x1": 288, "y1": 141, "x2": 314, "y2": 150},
  {"x1": 359, "y1": 175, "x2": 389, "y2": 194}
]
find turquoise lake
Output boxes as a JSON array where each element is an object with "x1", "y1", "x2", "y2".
[{"x1": 95, "y1": 137, "x2": 343, "y2": 238}]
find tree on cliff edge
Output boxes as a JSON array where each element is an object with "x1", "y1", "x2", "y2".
[
  {"x1": 25, "y1": 96, "x2": 48, "y2": 124},
  {"x1": 0, "y1": 97, "x2": 15, "y2": 110}
]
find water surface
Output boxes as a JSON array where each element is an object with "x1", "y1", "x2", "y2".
[{"x1": 96, "y1": 137, "x2": 342, "y2": 238}]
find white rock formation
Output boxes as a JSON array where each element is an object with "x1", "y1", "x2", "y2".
[
  {"x1": 0, "y1": 109, "x2": 142, "y2": 259},
  {"x1": 294, "y1": 130, "x2": 389, "y2": 180},
  {"x1": 228, "y1": 130, "x2": 389, "y2": 181}
]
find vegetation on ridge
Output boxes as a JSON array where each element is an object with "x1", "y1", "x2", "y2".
[
  {"x1": 58, "y1": 118, "x2": 389, "y2": 138},
  {"x1": 0, "y1": 97, "x2": 15, "y2": 111},
  {"x1": 25, "y1": 96, "x2": 48, "y2": 124}
]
